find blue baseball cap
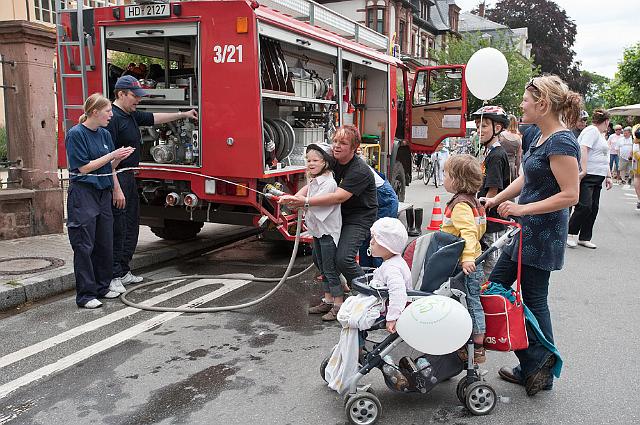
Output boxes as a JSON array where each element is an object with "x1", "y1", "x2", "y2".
[{"x1": 114, "y1": 75, "x2": 147, "y2": 97}]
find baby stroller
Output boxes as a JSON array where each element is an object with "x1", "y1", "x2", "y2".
[{"x1": 320, "y1": 221, "x2": 521, "y2": 424}]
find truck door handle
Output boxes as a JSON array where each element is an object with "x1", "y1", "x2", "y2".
[{"x1": 136, "y1": 29, "x2": 165, "y2": 35}]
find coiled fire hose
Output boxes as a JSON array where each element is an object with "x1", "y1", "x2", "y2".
[{"x1": 120, "y1": 206, "x2": 315, "y2": 313}]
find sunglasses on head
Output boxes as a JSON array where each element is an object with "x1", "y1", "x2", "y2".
[{"x1": 526, "y1": 77, "x2": 540, "y2": 92}]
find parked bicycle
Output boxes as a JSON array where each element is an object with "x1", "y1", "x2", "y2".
[{"x1": 421, "y1": 154, "x2": 439, "y2": 187}]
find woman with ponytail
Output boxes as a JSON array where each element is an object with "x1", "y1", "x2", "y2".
[
  {"x1": 482, "y1": 75, "x2": 581, "y2": 396},
  {"x1": 65, "y1": 93, "x2": 135, "y2": 308}
]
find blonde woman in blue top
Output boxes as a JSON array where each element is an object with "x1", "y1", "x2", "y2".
[
  {"x1": 483, "y1": 75, "x2": 581, "y2": 396},
  {"x1": 65, "y1": 93, "x2": 134, "y2": 308}
]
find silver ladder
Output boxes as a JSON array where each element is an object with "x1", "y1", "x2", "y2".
[{"x1": 55, "y1": 1, "x2": 122, "y2": 133}]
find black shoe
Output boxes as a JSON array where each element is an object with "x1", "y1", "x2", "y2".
[{"x1": 525, "y1": 356, "x2": 555, "y2": 396}]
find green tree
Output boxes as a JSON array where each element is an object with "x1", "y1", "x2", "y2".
[
  {"x1": 109, "y1": 51, "x2": 174, "y2": 70},
  {"x1": 616, "y1": 43, "x2": 640, "y2": 100},
  {"x1": 482, "y1": 0, "x2": 587, "y2": 93},
  {"x1": 603, "y1": 78, "x2": 635, "y2": 109},
  {"x1": 432, "y1": 32, "x2": 538, "y2": 117},
  {"x1": 581, "y1": 70, "x2": 609, "y2": 113}
]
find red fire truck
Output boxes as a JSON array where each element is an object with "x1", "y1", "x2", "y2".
[{"x1": 55, "y1": 0, "x2": 467, "y2": 241}]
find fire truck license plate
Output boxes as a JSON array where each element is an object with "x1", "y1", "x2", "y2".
[{"x1": 124, "y1": 4, "x2": 170, "y2": 19}]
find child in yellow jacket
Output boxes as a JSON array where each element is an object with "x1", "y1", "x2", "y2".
[{"x1": 440, "y1": 154, "x2": 487, "y2": 363}]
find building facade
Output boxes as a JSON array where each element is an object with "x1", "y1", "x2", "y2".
[
  {"x1": 0, "y1": 1, "x2": 124, "y2": 127},
  {"x1": 317, "y1": 0, "x2": 460, "y2": 68},
  {"x1": 458, "y1": 12, "x2": 532, "y2": 59}
]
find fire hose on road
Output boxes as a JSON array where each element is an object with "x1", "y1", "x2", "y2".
[{"x1": 120, "y1": 195, "x2": 314, "y2": 313}]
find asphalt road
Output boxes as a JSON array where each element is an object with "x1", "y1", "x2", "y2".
[{"x1": 0, "y1": 175, "x2": 638, "y2": 424}]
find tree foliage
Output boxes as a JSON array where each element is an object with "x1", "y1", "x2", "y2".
[
  {"x1": 581, "y1": 70, "x2": 609, "y2": 113},
  {"x1": 482, "y1": 0, "x2": 585, "y2": 92},
  {"x1": 617, "y1": 43, "x2": 640, "y2": 100},
  {"x1": 432, "y1": 31, "x2": 537, "y2": 117},
  {"x1": 109, "y1": 51, "x2": 171, "y2": 70}
]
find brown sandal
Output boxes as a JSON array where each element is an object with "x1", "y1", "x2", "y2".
[
  {"x1": 321, "y1": 305, "x2": 341, "y2": 321},
  {"x1": 308, "y1": 301, "x2": 333, "y2": 314}
]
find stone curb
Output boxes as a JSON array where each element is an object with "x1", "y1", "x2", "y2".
[{"x1": 0, "y1": 227, "x2": 259, "y2": 312}]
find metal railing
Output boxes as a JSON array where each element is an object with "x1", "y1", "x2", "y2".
[{"x1": 259, "y1": 0, "x2": 390, "y2": 52}]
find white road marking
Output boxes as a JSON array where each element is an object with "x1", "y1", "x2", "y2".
[
  {"x1": 0, "y1": 279, "x2": 251, "y2": 400},
  {"x1": 0, "y1": 278, "x2": 229, "y2": 369}
]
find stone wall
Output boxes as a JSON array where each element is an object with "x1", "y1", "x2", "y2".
[
  {"x1": 0, "y1": 189, "x2": 35, "y2": 239},
  {"x1": 0, "y1": 21, "x2": 63, "y2": 240}
]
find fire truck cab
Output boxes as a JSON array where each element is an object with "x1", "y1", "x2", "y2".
[{"x1": 56, "y1": 0, "x2": 467, "y2": 241}]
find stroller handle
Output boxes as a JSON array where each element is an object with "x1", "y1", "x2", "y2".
[{"x1": 452, "y1": 218, "x2": 521, "y2": 281}]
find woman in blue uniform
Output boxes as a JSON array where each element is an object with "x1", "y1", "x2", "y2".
[{"x1": 66, "y1": 93, "x2": 134, "y2": 308}]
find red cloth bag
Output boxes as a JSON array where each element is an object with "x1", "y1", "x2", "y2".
[{"x1": 480, "y1": 219, "x2": 529, "y2": 352}]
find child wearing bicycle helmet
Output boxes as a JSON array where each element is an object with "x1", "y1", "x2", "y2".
[
  {"x1": 471, "y1": 105, "x2": 511, "y2": 277},
  {"x1": 302, "y1": 143, "x2": 344, "y2": 321}
]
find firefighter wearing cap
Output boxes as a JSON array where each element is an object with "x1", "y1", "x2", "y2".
[
  {"x1": 107, "y1": 75, "x2": 199, "y2": 288},
  {"x1": 471, "y1": 105, "x2": 511, "y2": 276}
]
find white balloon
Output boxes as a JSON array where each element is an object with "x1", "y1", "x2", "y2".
[
  {"x1": 396, "y1": 295, "x2": 472, "y2": 355},
  {"x1": 465, "y1": 47, "x2": 509, "y2": 101}
]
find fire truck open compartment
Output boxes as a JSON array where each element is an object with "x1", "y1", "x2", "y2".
[
  {"x1": 257, "y1": 22, "x2": 390, "y2": 174},
  {"x1": 102, "y1": 22, "x2": 201, "y2": 167}
]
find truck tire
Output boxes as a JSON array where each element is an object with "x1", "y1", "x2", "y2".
[
  {"x1": 150, "y1": 219, "x2": 204, "y2": 240},
  {"x1": 391, "y1": 161, "x2": 406, "y2": 202}
]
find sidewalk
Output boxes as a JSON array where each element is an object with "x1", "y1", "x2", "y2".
[{"x1": 0, "y1": 223, "x2": 258, "y2": 311}]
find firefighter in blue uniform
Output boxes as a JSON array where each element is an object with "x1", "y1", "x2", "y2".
[
  {"x1": 107, "y1": 76, "x2": 198, "y2": 288},
  {"x1": 65, "y1": 93, "x2": 134, "y2": 308}
]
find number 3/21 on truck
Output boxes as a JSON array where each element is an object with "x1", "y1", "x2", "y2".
[{"x1": 213, "y1": 45, "x2": 243, "y2": 63}]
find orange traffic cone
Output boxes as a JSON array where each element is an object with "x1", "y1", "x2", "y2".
[{"x1": 426, "y1": 195, "x2": 443, "y2": 230}]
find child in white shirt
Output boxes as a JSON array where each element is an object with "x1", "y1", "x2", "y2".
[
  {"x1": 300, "y1": 143, "x2": 343, "y2": 320},
  {"x1": 368, "y1": 217, "x2": 412, "y2": 333}
]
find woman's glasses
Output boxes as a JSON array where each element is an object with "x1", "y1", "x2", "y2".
[{"x1": 526, "y1": 78, "x2": 540, "y2": 92}]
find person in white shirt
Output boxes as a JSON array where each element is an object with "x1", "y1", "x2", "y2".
[
  {"x1": 618, "y1": 126, "x2": 634, "y2": 185},
  {"x1": 607, "y1": 124, "x2": 624, "y2": 181},
  {"x1": 567, "y1": 109, "x2": 613, "y2": 249},
  {"x1": 299, "y1": 143, "x2": 343, "y2": 320}
]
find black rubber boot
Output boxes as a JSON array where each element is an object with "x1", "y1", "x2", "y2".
[
  {"x1": 406, "y1": 207, "x2": 416, "y2": 236},
  {"x1": 409, "y1": 208, "x2": 423, "y2": 237},
  {"x1": 406, "y1": 208, "x2": 419, "y2": 237}
]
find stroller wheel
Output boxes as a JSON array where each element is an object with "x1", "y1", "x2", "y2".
[
  {"x1": 465, "y1": 381, "x2": 497, "y2": 415},
  {"x1": 320, "y1": 356, "x2": 330, "y2": 383},
  {"x1": 456, "y1": 376, "x2": 471, "y2": 405},
  {"x1": 345, "y1": 392, "x2": 382, "y2": 425}
]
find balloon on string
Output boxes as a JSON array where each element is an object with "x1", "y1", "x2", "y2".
[
  {"x1": 396, "y1": 295, "x2": 472, "y2": 355},
  {"x1": 465, "y1": 47, "x2": 509, "y2": 101}
]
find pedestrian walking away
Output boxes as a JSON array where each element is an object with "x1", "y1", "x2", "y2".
[
  {"x1": 107, "y1": 75, "x2": 198, "y2": 288},
  {"x1": 471, "y1": 105, "x2": 511, "y2": 276},
  {"x1": 567, "y1": 109, "x2": 613, "y2": 249},
  {"x1": 65, "y1": 93, "x2": 135, "y2": 308},
  {"x1": 483, "y1": 75, "x2": 580, "y2": 396}
]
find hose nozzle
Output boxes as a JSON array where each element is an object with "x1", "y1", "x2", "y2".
[{"x1": 264, "y1": 184, "x2": 285, "y2": 197}]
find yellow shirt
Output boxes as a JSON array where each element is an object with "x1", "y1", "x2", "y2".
[{"x1": 440, "y1": 202, "x2": 486, "y2": 263}]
